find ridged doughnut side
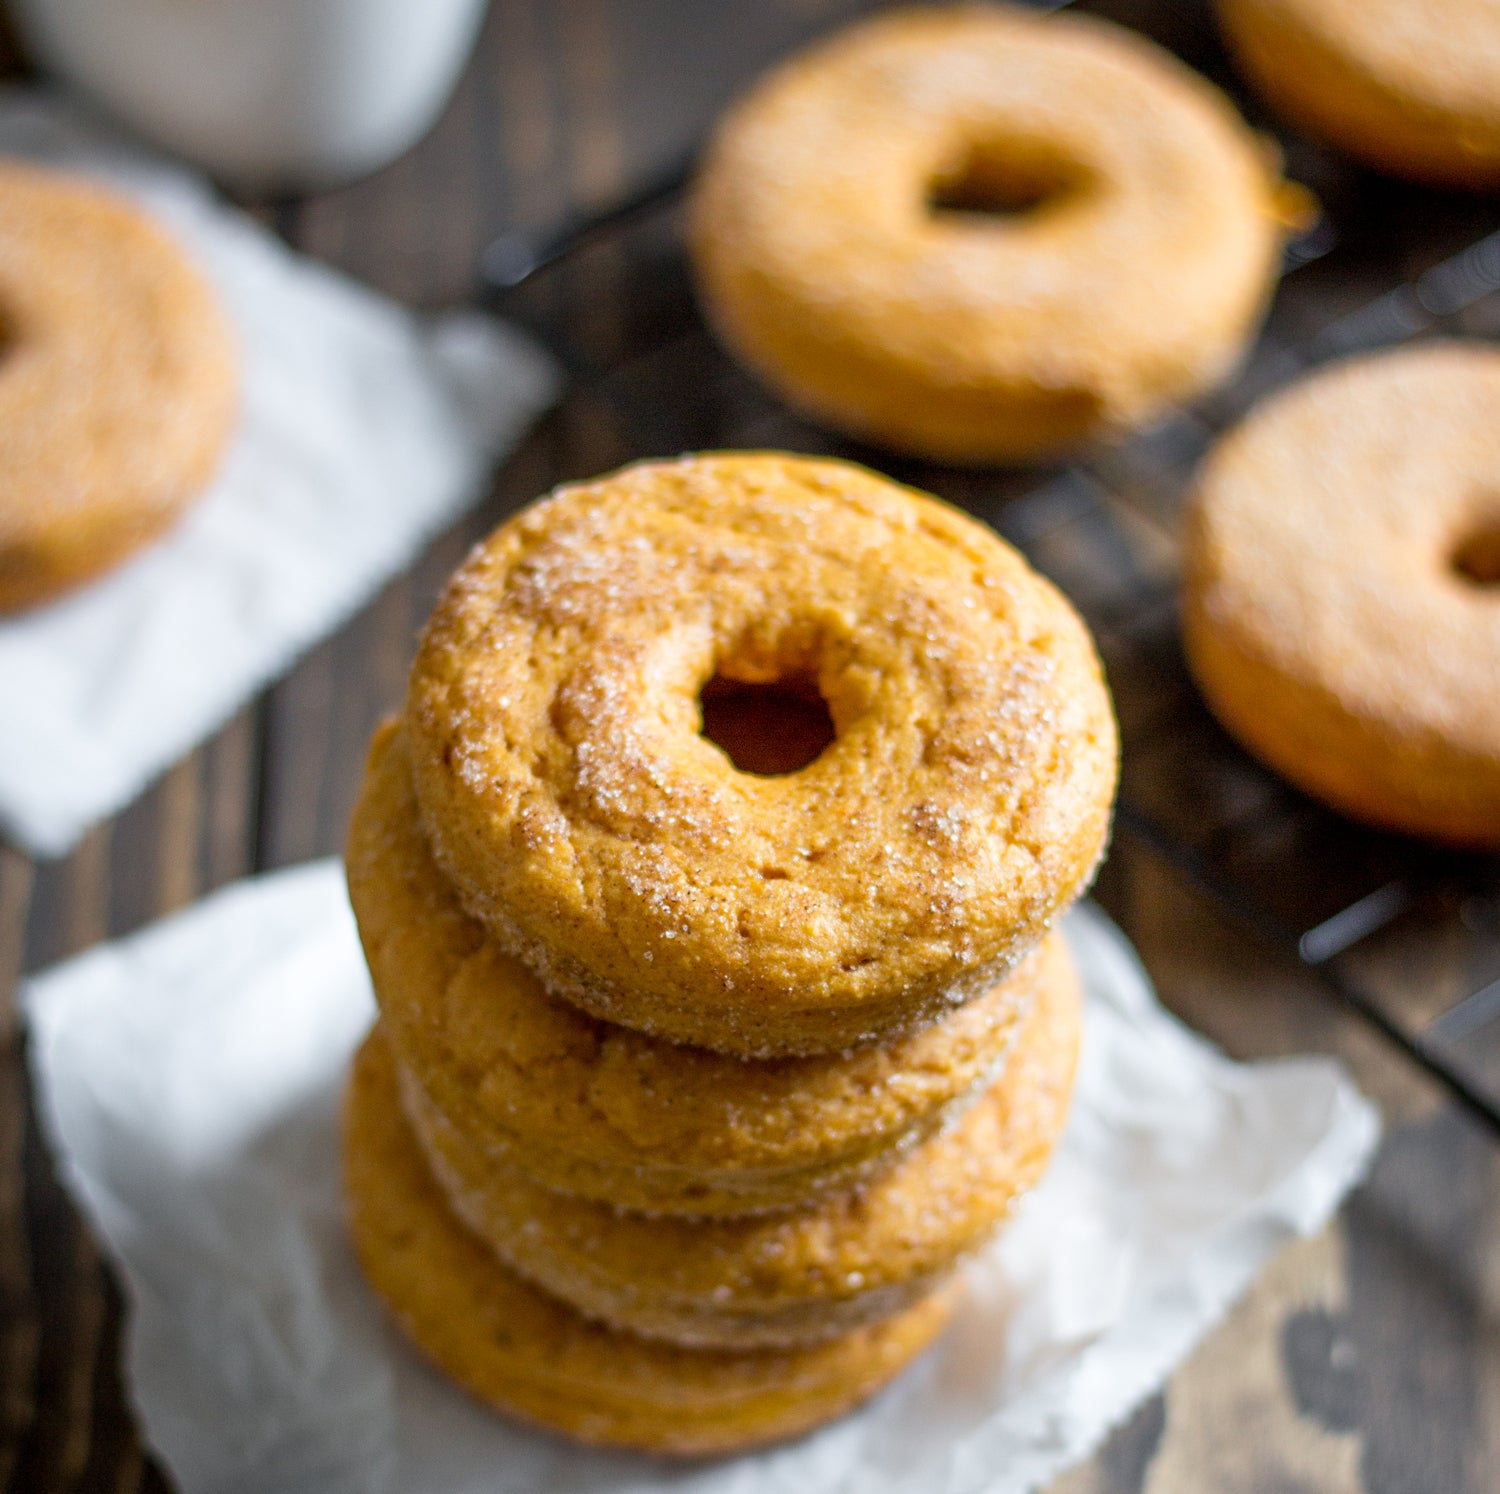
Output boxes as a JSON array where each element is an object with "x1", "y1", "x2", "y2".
[
  {"x1": 346, "y1": 716, "x2": 1055, "y2": 1214},
  {"x1": 396, "y1": 943, "x2": 1079, "y2": 1349},
  {"x1": 342, "y1": 1033, "x2": 956, "y2": 1457}
]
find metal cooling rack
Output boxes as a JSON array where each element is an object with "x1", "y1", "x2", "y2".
[{"x1": 479, "y1": 0, "x2": 1500, "y2": 1136}]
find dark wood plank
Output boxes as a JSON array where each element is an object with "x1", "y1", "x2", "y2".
[{"x1": 0, "y1": 847, "x2": 35, "y2": 1493}]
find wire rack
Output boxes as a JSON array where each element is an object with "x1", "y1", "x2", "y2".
[{"x1": 482, "y1": 0, "x2": 1500, "y2": 1135}]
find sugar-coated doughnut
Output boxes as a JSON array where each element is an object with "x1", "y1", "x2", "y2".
[
  {"x1": 1183, "y1": 342, "x2": 1500, "y2": 846},
  {"x1": 690, "y1": 5, "x2": 1295, "y2": 463},
  {"x1": 396, "y1": 951, "x2": 1078, "y2": 1350},
  {"x1": 342, "y1": 1032, "x2": 955, "y2": 1458},
  {"x1": 347, "y1": 719, "x2": 1051, "y2": 1216},
  {"x1": 405, "y1": 453, "x2": 1117, "y2": 1057},
  {"x1": 1217, "y1": 0, "x2": 1500, "y2": 190},
  {"x1": 0, "y1": 160, "x2": 236, "y2": 612}
]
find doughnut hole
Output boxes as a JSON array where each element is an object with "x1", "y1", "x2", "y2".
[
  {"x1": 699, "y1": 671, "x2": 836, "y2": 777},
  {"x1": 1452, "y1": 521, "x2": 1500, "y2": 587},
  {"x1": 926, "y1": 137, "x2": 1090, "y2": 221}
]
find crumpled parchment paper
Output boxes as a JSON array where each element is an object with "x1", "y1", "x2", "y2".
[{"x1": 22, "y1": 860, "x2": 1380, "y2": 1494}]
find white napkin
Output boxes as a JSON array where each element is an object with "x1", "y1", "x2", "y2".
[
  {"x1": 21, "y1": 860, "x2": 1380, "y2": 1494},
  {"x1": 0, "y1": 95, "x2": 560, "y2": 858}
]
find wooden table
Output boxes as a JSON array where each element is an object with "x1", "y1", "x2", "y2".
[{"x1": 3, "y1": 2, "x2": 1499, "y2": 1489}]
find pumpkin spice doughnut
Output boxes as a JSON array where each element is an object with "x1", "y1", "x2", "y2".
[
  {"x1": 1182, "y1": 341, "x2": 1500, "y2": 847},
  {"x1": 689, "y1": 5, "x2": 1297, "y2": 464},
  {"x1": 342, "y1": 1034, "x2": 955, "y2": 1458},
  {"x1": 396, "y1": 950, "x2": 1079, "y2": 1350},
  {"x1": 0, "y1": 159, "x2": 237, "y2": 612},
  {"x1": 347, "y1": 719, "x2": 1052, "y2": 1216},
  {"x1": 405, "y1": 453, "x2": 1117, "y2": 1057},
  {"x1": 1217, "y1": 0, "x2": 1500, "y2": 190}
]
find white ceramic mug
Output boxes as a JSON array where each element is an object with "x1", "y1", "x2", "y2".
[{"x1": 11, "y1": 0, "x2": 490, "y2": 190}]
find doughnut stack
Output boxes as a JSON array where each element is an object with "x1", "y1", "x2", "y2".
[{"x1": 341, "y1": 453, "x2": 1118, "y2": 1455}]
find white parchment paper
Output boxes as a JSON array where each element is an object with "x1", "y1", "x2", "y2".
[
  {"x1": 0, "y1": 94, "x2": 559, "y2": 857},
  {"x1": 21, "y1": 860, "x2": 1380, "y2": 1494}
]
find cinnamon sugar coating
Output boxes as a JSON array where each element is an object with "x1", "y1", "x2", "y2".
[
  {"x1": 342, "y1": 1034, "x2": 955, "y2": 1458},
  {"x1": 347, "y1": 718, "x2": 1056, "y2": 1216},
  {"x1": 397, "y1": 949, "x2": 1078, "y2": 1350},
  {"x1": 1218, "y1": 0, "x2": 1500, "y2": 190},
  {"x1": 689, "y1": 5, "x2": 1293, "y2": 464},
  {"x1": 1183, "y1": 342, "x2": 1500, "y2": 846},
  {"x1": 0, "y1": 160, "x2": 237, "y2": 612},
  {"x1": 405, "y1": 453, "x2": 1117, "y2": 1057}
]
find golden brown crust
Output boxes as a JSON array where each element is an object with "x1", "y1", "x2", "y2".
[
  {"x1": 1182, "y1": 341, "x2": 1500, "y2": 847},
  {"x1": 1217, "y1": 0, "x2": 1500, "y2": 190},
  {"x1": 342, "y1": 1034, "x2": 956, "y2": 1458},
  {"x1": 689, "y1": 4, "x2": 1291, "y2": 464},
  {"x1": 0, "y1": 159, "x2": 238, "y2": 612},
  {"x1": 398, "y1": 950, "x2": 1079, "y2": 1350},
  {"x1": 346, "y1": 716, "x2": 1060, "y2": 1216},
  {"x1": 405, "y1": 453, "x2": 1117, "y2": 1057}
]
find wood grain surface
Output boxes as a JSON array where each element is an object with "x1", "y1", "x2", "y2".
[{"x1": 2, "y1": 1, "x2": 1499, "y2": 1490}]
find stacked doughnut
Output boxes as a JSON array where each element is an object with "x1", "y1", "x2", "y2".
[{"x1": 342, "y1": 453, "x2": 1118, "y2": 1455}]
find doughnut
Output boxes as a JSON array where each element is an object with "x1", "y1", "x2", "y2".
[
  {"x1": 397, "y1": 953, "x2": 1078, "y2": 1350},
  {"x1": 0, "y1": 159, "x2": 237, "y2": 612},
  {"x1": 1217, "y1": 0, "x2": 1500, "y2": 190},
  {"x1": 347, "y1": 719, "x2": 1052, "y2": 1216},
  {"x1": 342, "y1": 1032, "x2": 955, "y2": 1457},
  {"x1": 405, "y1": 452, "x2": 1117, "y2": 1057},
  {"x1": 1182, "y1": 341, "x2": 1500, "y2": 847},
  {"x1": 688, "y1": 5, "x2": 1297, "y2": 464}
]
